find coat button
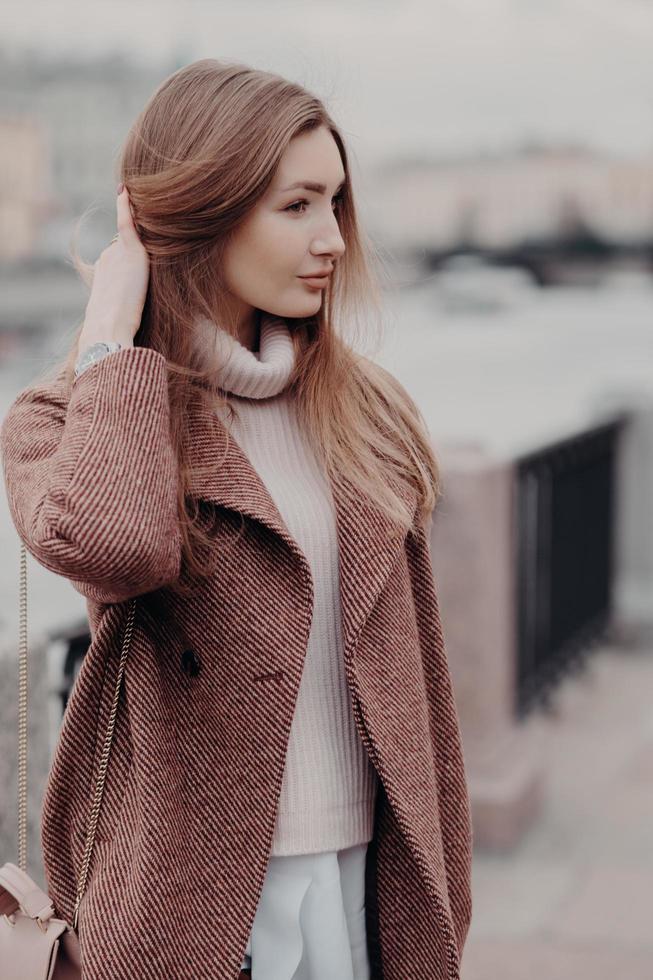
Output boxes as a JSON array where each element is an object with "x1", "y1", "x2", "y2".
[{"x1": 181, "y1": 648, "x2": 201, "y2": 677}]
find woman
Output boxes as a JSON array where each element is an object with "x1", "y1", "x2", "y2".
[{"x1": 0, "y1": 59, "x2": 473, "y2": 979}]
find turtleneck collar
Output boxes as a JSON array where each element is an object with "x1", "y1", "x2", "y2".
[{"x1": 194, "y1": 309, "x2": 296, "y2": 399}]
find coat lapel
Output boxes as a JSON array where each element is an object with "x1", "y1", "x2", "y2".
[
  {"x1": 182, "y1": 390, "x2": 419, "y2": 664},
  {"x1": 330, "y1": 471, "x2": 418, "y2": 664}
]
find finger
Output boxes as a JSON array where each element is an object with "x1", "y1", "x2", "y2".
[{"x1": 116, "y1": 186, "x2": 137, "y2": 240}]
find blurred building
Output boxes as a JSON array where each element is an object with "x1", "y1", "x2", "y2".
[
  {"x1": 0, "y1": 47, "x2": 168, "y2": 262},
  {"x1": 365, "y1": 146, "x2": 653, "y2": 254},
  {"x1": 0, "y1": 115, "x2": 51, "y2": 261}
]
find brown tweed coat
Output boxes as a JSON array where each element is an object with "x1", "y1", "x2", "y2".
[{"x1": 0, "y1": 346, "x2": 473, "y2": 980}]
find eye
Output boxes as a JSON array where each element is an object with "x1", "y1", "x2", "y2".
[{"x1": 285, "y1": 193, "x2": 344, "y2": 215}]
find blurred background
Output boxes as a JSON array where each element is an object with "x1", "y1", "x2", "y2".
[{"x1": 1, "y1": 2, "x2": 652, "y2": 977}]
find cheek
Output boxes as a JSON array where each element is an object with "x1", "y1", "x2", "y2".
[
  {"x1": 223, "y1": 213, "x2": 309, "y2": 300},
  {"x1": 262, "y1": 216, "x2": 304, "y2": 267}
]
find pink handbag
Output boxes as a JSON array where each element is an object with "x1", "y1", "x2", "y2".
[{"x1": 0, "y1": 543, "x2": 137, "y2": 979}]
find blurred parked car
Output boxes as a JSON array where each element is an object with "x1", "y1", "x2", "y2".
[{"x1": 433, "y1": 254, "x2": 539, "y2": 313}]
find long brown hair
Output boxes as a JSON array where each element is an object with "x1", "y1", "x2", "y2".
[{"x1": 55, "y1": 58, "x2": 441, "y2": 594}]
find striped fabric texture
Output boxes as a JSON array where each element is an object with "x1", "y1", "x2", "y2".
[
  {"x1": 0, "y1": 340, "x2": 473, "y2": 980},
  {"x1": 203, "y1": 311, "x2": 379, "y2": 857}
]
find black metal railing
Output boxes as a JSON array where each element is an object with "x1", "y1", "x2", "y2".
[
  {"x1": 514, "y1": 416, "x2": 627, "y2": 718},
  {"x1": 47, "y1": 621, "x2": 91, "y2": 717}
]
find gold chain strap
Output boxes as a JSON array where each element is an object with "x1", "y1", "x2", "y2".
[
  {"x1": 17, "y1": 543, "x2": 28, "y2": 871},
  {"x1": 18, "y1": 542, "x2": 137, "y2": 933}
]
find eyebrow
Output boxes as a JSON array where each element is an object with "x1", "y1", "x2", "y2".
[{"x1": 278, "y1": 176, "x2": 347, "y2": 195}]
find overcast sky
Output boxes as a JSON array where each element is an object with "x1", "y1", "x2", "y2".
[{"x1": 2, "y1": 0, "x2": 652, "y2": 166}]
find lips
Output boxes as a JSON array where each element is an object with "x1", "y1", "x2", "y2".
[{"x1": 299, "y1": 275, "x2": 330, "y2": 288}]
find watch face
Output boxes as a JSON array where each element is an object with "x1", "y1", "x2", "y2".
[
  {"x1": 82, "y1": 344, "x2": 106, "y2": 366},
  {"x1": 75, "y1": 342, "x2": 116, "y2": 375}
]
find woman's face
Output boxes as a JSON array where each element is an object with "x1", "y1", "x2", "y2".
[{"x1": 220, "y1": 125, "x2": 347, "y2": 340}]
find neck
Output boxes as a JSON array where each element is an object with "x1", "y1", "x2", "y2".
[{"x1": 236, "y1": 308, "x2": 261, "y2": 353}]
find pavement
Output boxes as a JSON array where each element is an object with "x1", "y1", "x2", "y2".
[{"x1": 461, "y1": 635, "x2": 653, "y2": 980}]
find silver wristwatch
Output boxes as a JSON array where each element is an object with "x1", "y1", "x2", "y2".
[{"x1": 74, "y1": 340, "x2": 124, "y2": 379}]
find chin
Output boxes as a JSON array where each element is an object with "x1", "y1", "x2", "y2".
[{"x1": 265, "y1": 297, "x2": 322, "y2": 319}]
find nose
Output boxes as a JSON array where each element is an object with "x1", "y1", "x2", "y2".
[
  {"x1": 312, "y1": 234, "x2": 345, "y2": 264},
  {"x1": 312, "y1": 211, "x2": 345, "y2": 261}
]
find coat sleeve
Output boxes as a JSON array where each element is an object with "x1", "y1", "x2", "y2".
[{"x1": 0, "y1": 346, "x2": 183, "y2": 604}]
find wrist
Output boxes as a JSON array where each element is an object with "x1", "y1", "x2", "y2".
[{"x1": 77, "y1": 331, "x2": 134, "y2": 359}]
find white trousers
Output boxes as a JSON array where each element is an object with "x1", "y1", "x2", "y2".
[{"x1": 241, "y1": 841, "x2": 371, "y2": 980}]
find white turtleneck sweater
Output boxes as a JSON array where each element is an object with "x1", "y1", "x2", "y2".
[{"x1": 197, "y1": 309, "x2": 379, "y2": 856}]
